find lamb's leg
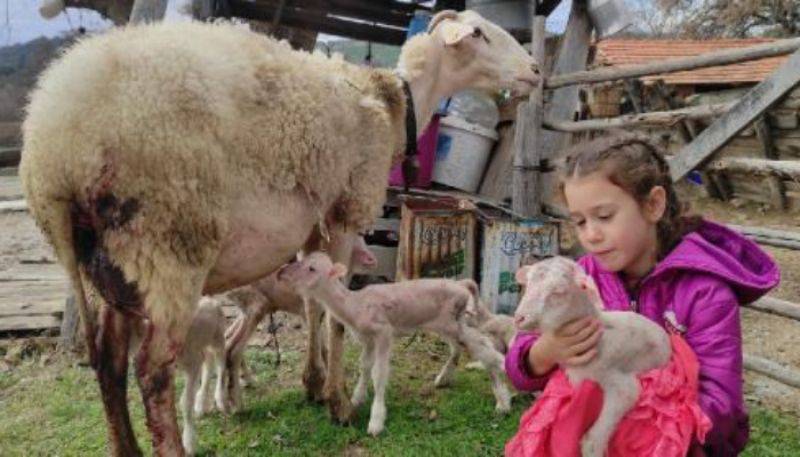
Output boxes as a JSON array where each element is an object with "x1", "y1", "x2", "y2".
[
  {"x1": 212, "y1": 347, "x2": 227, "y2": 413},
  {"x1": 303, "y1": 296, "x2": 327, "y2": 403},
  {"x1": 460, "y1": 326, "x2": 511, "y2": 414},
  {"x1": 180, "y1": 364, "x2": 200, "y2": 456},
  {"x1": 135, "y1": 320, "x2": 184, "y2": 456},
  {"x1": 224, "y1": 309, "x2": 264, "y2": 409},
  {"x1": 194, "y1": 351, "x2": 213, "y2": 416},
  {"x1": 367, "y1": 334, "x2": 392, "y2": 436},
  {"x1": 351, "y1": 338, "x2": 375, "y2": 408},
  {"x1": 434, "y1": 339, "x2": 461, "y2": 388},
  {"x1": 95, "y1": 305, "x2": 143, "y2": 457},
  {"x1": 581, "y1": 374, "x2": 639, "y2": 457}
]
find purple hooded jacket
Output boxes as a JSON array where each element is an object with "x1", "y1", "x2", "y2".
[{"x1": 505, "y1": 220, "x2": 780, "y2": 456}]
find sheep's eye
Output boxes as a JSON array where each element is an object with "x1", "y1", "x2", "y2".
[{"x1": 473, "y1": 27, "x2": 490, "y2": 43}]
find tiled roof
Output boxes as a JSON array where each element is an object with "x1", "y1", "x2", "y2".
[{"x1": 594, "y1": 38, "x2": 789, "y2": 85}]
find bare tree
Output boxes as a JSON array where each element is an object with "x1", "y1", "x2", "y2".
[{"x1": 659, "y1": 0, "x2": 800, "y2": 38}]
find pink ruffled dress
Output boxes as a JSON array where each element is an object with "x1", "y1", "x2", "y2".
[{"x1": 506, "y1": 334, "x2": 711, "y2": 457}]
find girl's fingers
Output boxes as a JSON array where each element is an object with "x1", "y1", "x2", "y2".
[
  {"x1": 558, "y1": 316, "x2": 594, "y2": 338},
  {"x1": 565, "y1": 319, "x2": 601, "y2": 345},
  {"x1": 568, "y1": 325, "x2": 603, "y2": 355},
  {"x1": 565, "y1": 348, "x2": 597, "y2": 367}
]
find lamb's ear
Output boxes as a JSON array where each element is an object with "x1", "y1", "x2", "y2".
[
  {"x1": 574, "y1": 266, "x2": 603, "y2": 310},
  {"x1": 515, "y1": 265, "x2": 532, "y2": 286},
  {"x1": 329, "y1": 263, "x2": 349, "y2": 280},
  {"x1": 428, "y1": 10, "x2": 459, "y2": 33}
]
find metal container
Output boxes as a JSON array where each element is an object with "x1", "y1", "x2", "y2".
[
  {"x1": 480, "y1": 218, "x2": 559, "y2": 314},
  {"x1": 432, "y1": 115, "x2": 498, "y2": 193},
  {"x1": 587, "y1": 0, "x2": 632, "y2": 38},
  {"x1": 396, "y1": 197, "x2": 477, "y2": 281}
]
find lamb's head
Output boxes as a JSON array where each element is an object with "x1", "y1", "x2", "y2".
[
  {"x1": 398, "y1": 10, "x2": 540, "y2": 99},
  {"x1": 513, "y1": 256, "x2": 602, "y2": 333},
  {"x1": 278, "y1": 252, "x2": 348, "y2": 295}
]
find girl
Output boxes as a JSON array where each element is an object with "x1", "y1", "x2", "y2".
[{"x1": 505, "y1": 133, "x2": 779, "y2": 456}]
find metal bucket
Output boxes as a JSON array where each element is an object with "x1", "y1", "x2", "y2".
[{"x1": 432, "y1": 115, "x2": 498, "y2": 193}]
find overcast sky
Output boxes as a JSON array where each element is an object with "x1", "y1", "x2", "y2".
[{"x1": 2, "y1": 0, "x2": 572, "y2": 47}]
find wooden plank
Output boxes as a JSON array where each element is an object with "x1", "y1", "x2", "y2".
[
  {"x1": 754, "y1": 116, "x2": 787, "y2": 209},
  {"x1": 670, "y1": 49, "x2": 800, "y2": 181},
  {"x1": 0, "y1": 146, "x2": 20, "y2": 168},
  {"x1": 512, "y1": 14, "x2": 545, "y2": 217},
  {"x1": 0, "y1": 199, "x2": 26, "y2": 213},
  {"x1": 545, "y1": 102, "x2": 734, "y2": 132},
  {"x1": 478, "y1": 122, "x2": 515, "y2": 201},
  {"x1": 0, "y1": 299, "x2": 63, "y2": 317},
  {"x1": 548, "y1": 37, "x2": 800, "y2": 89},
  {"x1": 0, "y1": 314, "x2": 61, "y2": 332}
]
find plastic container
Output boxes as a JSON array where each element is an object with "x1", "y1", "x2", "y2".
[{"x1": 432, "y1": 115, "x2": 499, "y2": 193}]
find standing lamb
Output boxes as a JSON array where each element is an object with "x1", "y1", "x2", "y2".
[
  {"x1": 21, "y1": 11, "x2": 538, "y2": 455},
  {"x1": 512, "y1": 256, "x2": 673, "y2": 456},
  {"x1": 222, "y1": 234, "x2": 377, "y2": 411},
  {"x1": 175, "y1": 297, "x2": 227, "y2": 456},
  {"x1": 278, "y1": 252, "x2": 512, "y2": 436}
]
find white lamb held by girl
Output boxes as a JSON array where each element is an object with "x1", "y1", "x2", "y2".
[
  {"x1": 278, "y1": 252, "x2": 511, "y2": 436},
  {"x1": 513, "y1": 256, "x2": 672, "y2": 457}
]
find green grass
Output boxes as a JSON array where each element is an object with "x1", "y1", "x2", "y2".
[{"x1": 0, "y1": 336, "x2": 798, "y2": 456}]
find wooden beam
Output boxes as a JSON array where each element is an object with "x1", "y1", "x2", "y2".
[
  {"x1": 746, "y1": 296, "x2": 800, "y2": 322},
  {"x1": 669, "y1": 49, "x2": 800, "y2": 181},
  {"x1": 512, "y1": 14, "x2": 545, "y2": 217},
  {"x1": 228, "y1": 0, "x2": 408, "y2": 44},
  {"x1": 547, "y1": 37, "x2": 800, "y2": 89},
  {"x1": 707, "y1": 158, "x2": 800, "y2": 179},
  {"x1": 544, "y1": 102, "x2": 734, "y2": 132},
  {"x1": 744, "y1": 354, "x2": 800, "y2": 389}
]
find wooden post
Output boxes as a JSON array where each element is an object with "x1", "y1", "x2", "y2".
[
  {"x1": 669, "y1": 48, "x2": 800, "y2": 181},
  {"x1": 538, "y1": 0, "x2": 593, "y2": 204},
  {"x1": 129, "y1": 0, "x2": 167, "y2": 24},
  {"x1": 754, "y1": 116, "x2": 787, "y2": 209},
  {"x1": 59, "y1": 295, "x2": 82, "y2": 353},
  {"x1": 512, "y1": 13, "x2": 545, "y2": 217}
]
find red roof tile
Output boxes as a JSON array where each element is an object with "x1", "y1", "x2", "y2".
[{"x1": 594, "y1": 38, "x2": 789, "y2": 85}]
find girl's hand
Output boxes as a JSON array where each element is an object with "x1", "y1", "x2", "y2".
[{"x1": 527, "y1": 316, "x2": 603, "y2": 375}]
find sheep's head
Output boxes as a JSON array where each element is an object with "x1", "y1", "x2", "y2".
[
  {"x1": 513, "y1": 256, "x2": 602, "y2": 332},
  {"x1": 278, "y1": 252, "x2": 348, "y2": 293},
  {"x1": 408, "y1": 10, "x2": 540, "y2": 98}
]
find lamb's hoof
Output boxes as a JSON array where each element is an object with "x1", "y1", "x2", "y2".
[
  {"x1": 495, "y1": 403, "x2": 511, "y2": 415},
  {"x1": 302, "y1": 371, "x2": 326, "y2": 404},
  {"x1": 367, "y1": 421, "x2": 384, "y2": 436},
  {"x1": 182, "y1": 432, "x2": 196, "y2": 456},
  {"x1": 464, "y1": 361, "x2": 486, "y2": 371}
]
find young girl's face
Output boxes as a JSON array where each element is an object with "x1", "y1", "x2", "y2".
[{"x1": 563, "y1": 171, "x2": 665, "y2": 279}]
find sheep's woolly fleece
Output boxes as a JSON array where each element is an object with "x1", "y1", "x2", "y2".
[{"x1": 21, "y1": 21, "x2": 412, "y2": 322}]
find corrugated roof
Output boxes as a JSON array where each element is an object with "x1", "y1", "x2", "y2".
[{"x1": 594, "y1": 38, "x2": 789, "y2": 85}]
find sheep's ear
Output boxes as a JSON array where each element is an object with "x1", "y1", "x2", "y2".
[
  {"x1": 439, "y1": 20, "x2": 475, "y2": 46},
  {"x1": 329, "y1": 263, "x2": 348, "y2": 280},
  {"x1": 515, "y1": 265, "x2": 532, "y2": 286},
  {"x1": 428, "y1": 10, "x2": 459, "y2": 33}
]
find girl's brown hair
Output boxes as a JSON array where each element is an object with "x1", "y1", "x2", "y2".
[{"x1": 558, "y1": 132, "x2": 701, "y2": 260}]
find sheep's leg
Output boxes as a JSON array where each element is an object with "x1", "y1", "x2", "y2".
[
  {"x1": 434, "y1": 339, "x2": 461, "y2": 388},
  {"x1": 367, "y1": 334, "x2": 392, "y2": 436},
  {"x1": 460, "y1": 326, "x2": 511, "y2": 414},
  {"x1": 581, "y1": 374, "x2": 639, "y2": 457},
  {"x1": 95, "y1": 305, "x2": 143, "y2": 457},
  {"x1": 180, "y1": 364, "x2": 200, "y2": 456},
  {"x1": 351, "y1": 338, "x2": 375, "y2": 408},
  {"x1": 135, "y1": 320, "x2": 184, "y2": 456},
  {"x1": 303, "y1": 296, "x2": 327, "y2": 403},
  {"x1": 323, "y1": 229, "x2": 357, "y2": 423},
  {"x1": 324, "y1": 314, "x2": 355, "y2": 423}
]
